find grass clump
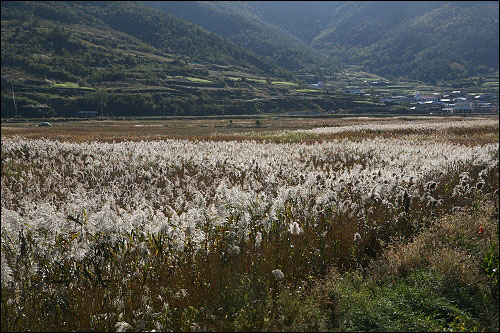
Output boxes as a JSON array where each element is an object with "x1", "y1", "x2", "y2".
[
  {"x1": 328, "y1": 269, "x2": 483, "y2": 332},
  {"x1": 287, "y1": 203, "x2": 499, "y2": 332}
]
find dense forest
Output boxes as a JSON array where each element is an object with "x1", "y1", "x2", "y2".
[
  {"x1": 1, "y1": 1, "x2": 297, "y2": 118},
  {"x1": 144, "y1": 1, "x2": 341, "y2": 75},
  {"x1": 1, "y1": 1, "x2": 290, "y2": 78},
  {"x1": 147, "y1": 1, "x2": 499, "y2": 84},
  {"x1": 313, "y1": 1, "x2": 500, "y2": 83}
]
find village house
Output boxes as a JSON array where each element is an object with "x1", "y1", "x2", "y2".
[
  {"x1": 453, "y1": 100, "x2": 474, "y2": 113},
  {"x1": 409, "y1": 103, "x2": 428, "y2": 112},
  {"x1": 471, "y1": 93, "x2": 498, "y2": 103},
  {"x1": 453, "y1": 96, "x2": 465, "y2": 102},
  {"x1": 414, "y1": 92, "x2": 439, "y2": 102},
  {"x1": 450, "y1": 90, "x2": 464, "y2": 97},
  {"x1": 473, "y1": 102, "x2": 498, "y2": 114},
  {"x1": 390, "y1": 95, "x2": 409, "y2": 104}
]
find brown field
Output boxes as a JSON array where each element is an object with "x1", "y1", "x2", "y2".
[
  {"x1": 1, "y1": 117, "x2": 326, "y2": 142},
  {"x1": 2, "y1": 114, "x2": 498, "y2": 332},
  {"x1": 2, "y1": 115, "x2": 498, "y2": 144}
]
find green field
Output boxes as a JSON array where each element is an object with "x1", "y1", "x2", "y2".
[
  {"x1": 173, "y1": 76, "x2": 214, "y2": 84},
  {"x1": 483, "y1": 81, "x2": 499, "y2": 87},
  {"x1": 246, "y1": 78, "x2": 267, "y2": 83},
  {"x1": 52, "y1": 82, "x2": 95, "y2": 90},
  {"x1": 272, "y1": 81, "x2": 299, "y2": 87},
  {"x1": 295, "y1": 89, "x2": 322, "y2": 93}
]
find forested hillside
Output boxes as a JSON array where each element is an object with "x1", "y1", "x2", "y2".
[
  {"x1": 312, "y1": 1, "x2": 499, "y2": 83},
  {"x1": 2, "y1": 1, "x2": 498, "y2": 118},
  {"x1": 1, "y1": 1, "x2": 300, "y2": 117},
  {"x1": 1, "y1": 1, "x2": 290, "y2": 78},
  {"x1": 144, "y1": 1, "x2": 341, "y2": 75},
  {"x1": 147, "y1": 1, "x2": 499, "y2": 84}
]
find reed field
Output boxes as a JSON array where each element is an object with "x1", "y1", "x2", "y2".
[{"x1": 1, "y1": 116, "x2": 499, "y2": 331}]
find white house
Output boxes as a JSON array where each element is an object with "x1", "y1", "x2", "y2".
[
  {"x1": 414, "y1": 92, "x2": 439, "y2": 102},
  {"x1": 422, "y1": 95, "x2": 439, "y2": 102},
  {"x1": 308, "y1": 81, "x2": 324, "y2": 89}
]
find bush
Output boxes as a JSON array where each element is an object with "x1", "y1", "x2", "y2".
[{"x1": 297, "y1": 203, "x2": 500, "y2": 332}]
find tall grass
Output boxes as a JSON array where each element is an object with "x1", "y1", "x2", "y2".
[
  {"x1": 298, "y1": 203, "x2": 499, "y2": 332},
  {"x1": 1, "y1": 119, "x2": 498, "y2": 331}
]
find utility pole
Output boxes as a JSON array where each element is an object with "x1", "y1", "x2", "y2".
[
  {"x1": 11, "y1": 81, "x2": 18, "y2": 118},
  {"x1": 96, "y1": 89, "x2": 106, "y2": 117}
]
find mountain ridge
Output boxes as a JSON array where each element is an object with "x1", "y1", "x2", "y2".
[
  {"x1": 146, "y1": 1, "x2": 499, "y2": 83},
  {"x1": 1, "y1": 1, "x2": 304, "y2": 118},
  {"x1": 1, "y1": 1, "x2": 498, "y2": 118}
]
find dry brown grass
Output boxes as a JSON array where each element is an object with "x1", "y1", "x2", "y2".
[
  {"x1": 2, "y1": 116, "x2": 497, "y2": 144},
  {"x1": 1, "y1": 117, "x2": 343, "y2": 142},
  {"x1": 294, "y1": 202, "x2": 500, "y2": 332},
  {"x1": 369, "y1": 203, "x2": 498, "y2": 286}
]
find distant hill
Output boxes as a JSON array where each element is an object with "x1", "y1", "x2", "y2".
[
  {"x1": 1, "y1": 1, "x2": 290, "y2": 78},
  {"x1": 146, "y1": 1, "x2": 499, "y2": 84},
  {"x1": 144, "y1": 1, "x2": 341, "y2": 75},
  {"x1": 1, "y1": 1, "x2": 304, "y2": 118},
  {"x1": 312, "y1": 1, "x2": 500, "y2": 83},
  {"x1": 239, "y1": 1, "x2": 341, "y2": 45}
]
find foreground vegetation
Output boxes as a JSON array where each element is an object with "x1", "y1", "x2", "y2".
[
  {"x1": 1, "y1": 118, "x2": 498, "y2": 331},
  {"x1": 302, "y1": 203, "x2": 499, "y2": 332}
]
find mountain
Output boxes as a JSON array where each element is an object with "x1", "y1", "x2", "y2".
[
  {"x1": 312, "y1": 1, "x2": 499, "y2": 83},
  {"x1": 143, "y1": 1, "x2": 341, "y2": 75},
  {"x1": 2, "y1": 1, "x2": 311, "y2": 118},
  {"x1": 238, "y1": 1, "x2": 341, "y2": 45},
  {"x1": 1, "y1": 1, "x2": 291, "y2": 77},
  {"x1": 2, "y1": 1, "x2": 498, "y2": 118},
  {"x1": 146, "y1": 1, "x2": 499, "y2": 84}
]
